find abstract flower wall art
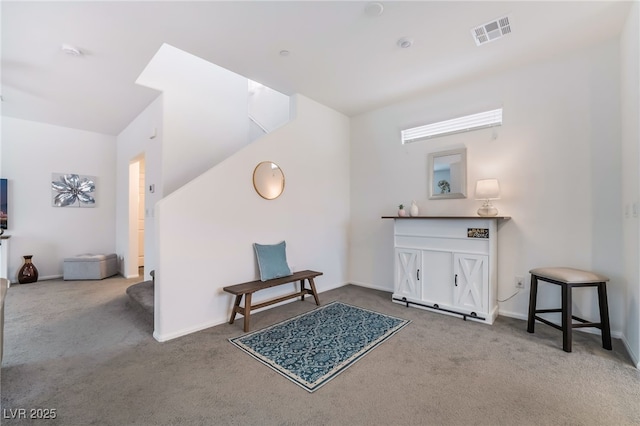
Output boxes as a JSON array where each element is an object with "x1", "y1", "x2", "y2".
[{"x1": 51, "y1": 173, "x2": 96, "y2": 208}]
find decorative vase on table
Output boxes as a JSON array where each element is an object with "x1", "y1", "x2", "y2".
[
  {"x1": 410, "y1": 200, "x2": 419, "y2": 217},
  {"x1": 398, "y1": 204, "x2": 406, "y2": 217},
  {"x1": 18, "y1": 255, "x2": 39, "y2": 284}
]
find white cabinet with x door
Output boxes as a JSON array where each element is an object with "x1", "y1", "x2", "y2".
[
  {"x1": 386, "y1": 216, "x2": 508, "y2": 325},
  {"x1": 453, "y1": 253, "x2": 488, "y2": 314},
  {"x1": 395, "y1": 248, "x2": 421, "y2": 300}
]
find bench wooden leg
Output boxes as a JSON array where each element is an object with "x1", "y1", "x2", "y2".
[
  {"x1": 243, "y1": 292, "x2": 252, "y2": 332},
  {"x1": 299, "y1": 279, "x2": 306, "y2": 301},
  {"x1": 308, "y1": 277, "x2": 320, "y2": 306},
  {"x1": 299, "y1": 278, "x2": 320, "y2": 306},
  {"x1": 229, "y1": 295, "x2": 242, "y2": 325}
]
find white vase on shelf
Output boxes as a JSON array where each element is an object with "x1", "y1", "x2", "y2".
[{"x1": 410, "y1": 200, "x2": 419, "y2": 217}]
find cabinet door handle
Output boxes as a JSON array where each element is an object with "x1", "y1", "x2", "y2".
[
  {"x1": 454, "y1": 274, "x2": 458, "y2": 286},
  {"x1": 417, "y1": 269, "x2": 420, "y2": 281}
]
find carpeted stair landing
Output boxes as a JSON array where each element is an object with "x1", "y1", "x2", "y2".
[{"x1": 126, "y1": 279, "x2": 153, "y2": 324}]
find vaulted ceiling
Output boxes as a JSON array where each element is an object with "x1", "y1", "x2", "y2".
[{"x1": 1, "y1": 1, "x2": 632, "y2": 135}]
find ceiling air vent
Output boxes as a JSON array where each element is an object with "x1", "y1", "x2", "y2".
[{"x1": 471, "y1": 15, "x2": 511, "y2": 46}]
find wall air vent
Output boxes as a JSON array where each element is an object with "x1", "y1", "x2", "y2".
[{"x1": 471, "y1": 15, "x2": 511, "y2": 46}]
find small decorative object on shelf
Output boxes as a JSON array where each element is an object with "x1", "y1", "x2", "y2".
[
  {"x1": 18, "y1": 255, "x2": 39, "y2": 284},
  {"x1": 410, "y1": 200, "x2": 419, "y2": 217},
  {"x1": 398, "y1": 204, "x2": 406, "y2": 217}
]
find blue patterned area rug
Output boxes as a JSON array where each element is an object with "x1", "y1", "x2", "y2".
[{"x1": 229, "y1": 301, "x2": 410, "y2": 392}]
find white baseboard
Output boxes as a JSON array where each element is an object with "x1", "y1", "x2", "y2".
[
  {"x1": 154, "y1": 316, "x2": 229, "y2": 342},
  {"x1": 349, "y1": 281, "x2": 393, "y2": 293},
  {"x1": 497, "y1": 309, "x2": 527, "y2": 321},
  {"x1": 9, "y1": 274, "x2": 63, "y2": 285},
  {"x1": 41, "y1": 274, "x2": 64, "y2": 281},
  {"x1": 153, "y1": 281, "x2": 353, "y2": 342},
  {"x1": 621, "y1": 334, "x2": 640, "y2": 369}
]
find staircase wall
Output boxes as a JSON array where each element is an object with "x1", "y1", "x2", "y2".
[
  {"x1": 116, "y1": 96, "x2": 163, "y2": 279},
  {"x1": 118, "y1": 44, "x2": 256, "y2": 279},
  {"x1": 153, "y1": 94, "x2": 350, "y2": 341},
  {"x1": 248, "y1": 83, "x2": 291, "y2": 138},
  {"x1": 136, "y1": 43, "x2": 252, "y2": 197}
]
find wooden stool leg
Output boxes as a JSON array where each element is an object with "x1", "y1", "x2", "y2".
[
  {"x1": 308, "y1": 277, "x2": 321, "y2": 306},
  {"x1": 562, "y1": 283, "x2": 572, "y2": 352},
  {"x1": 527, "y1": 275, "x2": 538, "y2": 333},
  {"x1": 299, "y1": 279, "x2": 305, "y2": 301},
  {"x1": 243, "y1": 293, "x2": 252, "y2": 332},
  {"x1": 229, "y1": 295, "x2": 242, "y2": 325},
  {"x1": 597, "y1": 282, "x2": 612, "y2": 350}
]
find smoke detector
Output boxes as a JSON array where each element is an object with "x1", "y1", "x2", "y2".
[
  {"x1": 397, "y1": 37, "x2": 413, "y2": 49},
  {"x1": 365, "y1": 2, "x2": 384, "y2": 17},
  {"x1": 61, "y1": 43, "x2": 83, "y2": 56},
  {"x1": 471, "y1": 16, "x2": 511, "y2": 46}
]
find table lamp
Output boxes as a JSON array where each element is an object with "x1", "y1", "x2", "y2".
[{"x1": 475, "y1": 179, "x2": 500, "y2": 217}]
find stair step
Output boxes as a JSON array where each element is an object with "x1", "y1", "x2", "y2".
[{"x1": 126, "y1": 280, "x2": 154, "y2": 316}]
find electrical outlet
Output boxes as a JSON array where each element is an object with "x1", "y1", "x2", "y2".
[{"x1": 515, "y1": 276, "x2": 524, "y2": 289}]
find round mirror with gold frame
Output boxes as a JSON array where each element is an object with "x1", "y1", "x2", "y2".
[{"x1": 253, "y1": 161, "x2": 285, "y2": 200}]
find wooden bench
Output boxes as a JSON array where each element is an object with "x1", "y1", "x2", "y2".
[{"x1": 223, "y1": 270, "x2": 322, "y2": 332}]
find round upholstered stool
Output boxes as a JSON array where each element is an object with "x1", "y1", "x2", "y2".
[{"x1": 527, "y1": 267, "x2": 612, "y2": 353}]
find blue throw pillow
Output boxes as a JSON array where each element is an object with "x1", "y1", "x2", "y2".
[{"x1": 253, "y1": 241, "x2": 292, "y2": 282}]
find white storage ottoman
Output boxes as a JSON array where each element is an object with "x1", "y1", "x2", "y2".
[{"x1": 63, "y1": 253, "x2": 118, "y2": 280}]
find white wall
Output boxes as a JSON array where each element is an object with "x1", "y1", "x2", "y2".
[
  {"x1": 1, "y1": 117, "x2": 116, "y2": 280},
  {"x1": 154, "y1": 95, "x2": 350, "y2": 341},
  {"x1": 350, "y1": 39, "x2": 625, "y2": 335},
  {"x1": 248, "y1": 84, "x2": 291, "y2": 134},
  {"x1": 620, "y1": 1, "x2": 640, "y2": 367},
  {"x1": 118, "y1": 43, "x2": 255, "y2": 281},
  {"x1": 136, "y1": 44, "x2": 250, "y2": 196},
  {"x1": 116, "y1": 95, "x2": 163, "y2": 280}
]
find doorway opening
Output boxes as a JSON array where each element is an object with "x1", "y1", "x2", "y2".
[{"x1": 128, "y1": 155, "x2": 145, "y2": 279}]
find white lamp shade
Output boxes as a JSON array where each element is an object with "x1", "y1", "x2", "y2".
[{"x1": 475, "y1": 179, "x2": 500, "y2": 200}]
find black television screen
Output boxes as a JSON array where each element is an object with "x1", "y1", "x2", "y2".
[{"x1": 1, "y1": 178, "x2": 7, "y2": 230}]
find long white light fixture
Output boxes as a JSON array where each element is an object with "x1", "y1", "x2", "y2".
[{"x1": 401, "y1": 108, "x2": 502, "y2": 144}]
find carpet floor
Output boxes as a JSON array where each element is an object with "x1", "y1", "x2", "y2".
[
  {"x1": 1, "y1": 275, "x2": 639, "y2": 425},
  {"x1": 230, "y1": 301, "x2": 410, "y2": 392}
]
